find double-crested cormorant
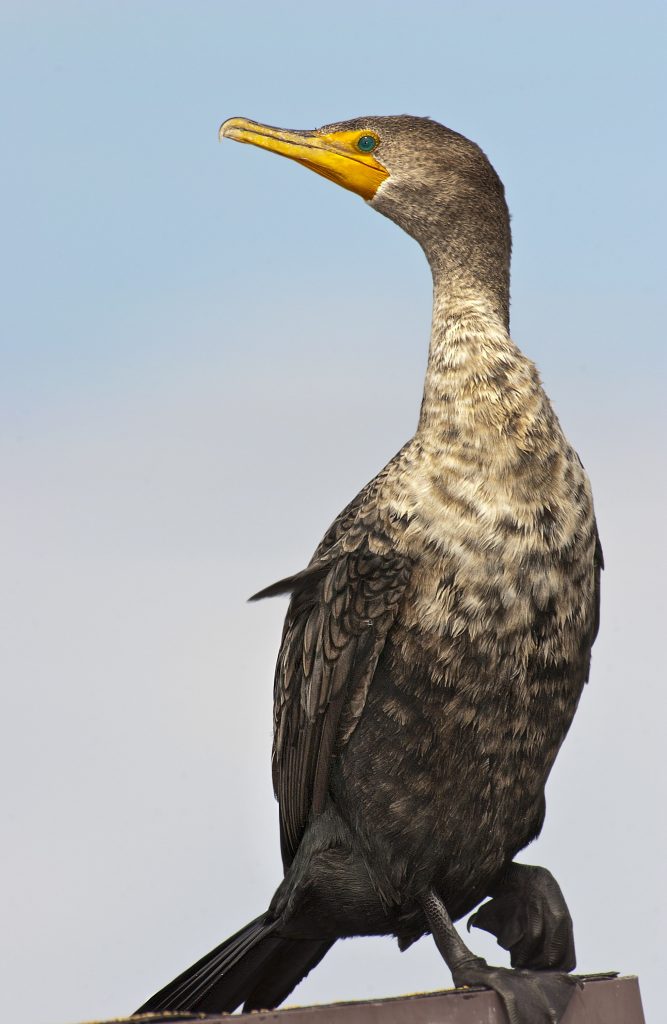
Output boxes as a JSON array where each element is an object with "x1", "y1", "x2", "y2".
[{"x1": 136, "y1": 116, "x2": 602, "y2": 1024}]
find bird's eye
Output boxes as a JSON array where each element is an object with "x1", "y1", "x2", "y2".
[{"x1": 357, "y1": 135, "x2": 378, "y2": 153}]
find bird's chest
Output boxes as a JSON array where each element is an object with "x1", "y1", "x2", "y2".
[
  {"x1": 394, "y1": 483, "x2": 593, "y2": 766},
  {"x1": 391, "y1": 449, "x2": 595, "y2": 672},
  {"x1": 335, "y1": 446, "x2": 596, "y2": 901},
  {"x1": 347, "y1": 462, "x2": 593, "y2": 837}
]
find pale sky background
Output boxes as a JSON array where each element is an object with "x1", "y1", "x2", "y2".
[{"x1": 1, "y1": 2, "x2": 665, "y2": 1022}]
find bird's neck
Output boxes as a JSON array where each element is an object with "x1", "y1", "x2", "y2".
[{"x1": 417, "y1": 277, "x2": 554, "y2": 455}]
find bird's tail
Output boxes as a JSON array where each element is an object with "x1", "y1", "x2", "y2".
[{"x1": 134, "y1": 914, "x2": 333, "y2": 1015}]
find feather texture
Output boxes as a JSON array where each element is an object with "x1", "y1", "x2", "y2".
[{"x1": 257, "y1": 536, "x2": 411, "y2": 864}]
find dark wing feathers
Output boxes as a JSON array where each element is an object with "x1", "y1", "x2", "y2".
[
  {"x1": 249, "y1": 562, "x2": 330, "y2": 602},
  {"x1": 255, "y1": 535, "x2": 411, "y2": 866}
]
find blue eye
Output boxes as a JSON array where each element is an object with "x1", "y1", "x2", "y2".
[{"x1": 357, "y1": 135, "x2": 378, "y2": 153}]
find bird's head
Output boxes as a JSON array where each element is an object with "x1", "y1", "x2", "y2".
[{"x1": 219, "y1": 114, "x2": 510, "y2": 274}]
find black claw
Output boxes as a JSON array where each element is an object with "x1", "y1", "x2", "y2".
[{"x1": 452, "y1": 963, "x2": 578, "y2": 1024}]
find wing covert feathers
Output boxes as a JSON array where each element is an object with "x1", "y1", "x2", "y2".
[{"x1": 269, "y1": 537, "x2": 411, "y2": 865}]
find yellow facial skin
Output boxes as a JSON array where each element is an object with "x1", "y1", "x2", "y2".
[{"x1": 219, "y1": 118, "x2": 389, "y2": 201}]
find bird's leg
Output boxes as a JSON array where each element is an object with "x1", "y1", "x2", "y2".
[
  {"x1": 468, "y1": 862, "x2": 576, "y2": 971},
  {"x1": 421, "y1": 888, "x2": 578, "y2": 1024},
  {"x1": 421, "y1": 889, "x2": 487, "y2": 977}
]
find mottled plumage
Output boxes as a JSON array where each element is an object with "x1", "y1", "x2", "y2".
[{"x1": 137, "y1": 115, "x2": 601, "y2": 1024}]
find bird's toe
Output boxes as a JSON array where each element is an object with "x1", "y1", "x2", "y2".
[{"x1": 452, "y1": 962, "x2": 578, "y2": 1024}]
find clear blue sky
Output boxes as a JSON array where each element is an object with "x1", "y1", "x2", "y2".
[{"x1": 1, "y1": 2, "x2": 665, "y2": 1022}]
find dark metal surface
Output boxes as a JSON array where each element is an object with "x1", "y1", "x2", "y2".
[{"x1": 126, "y1": 975, "x2": 644, "y2": 1024}]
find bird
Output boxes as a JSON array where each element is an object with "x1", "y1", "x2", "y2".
[{"x1": 135, "y1": 115, "x2": 602, "y2": 1024}]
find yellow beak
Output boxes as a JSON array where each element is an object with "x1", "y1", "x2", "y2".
[{"x1": 219, "y1": 117, "x2": 389, "y2": 201}]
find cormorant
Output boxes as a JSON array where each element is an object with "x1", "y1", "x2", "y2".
[{"x1": 136, "y1": 116, "x2": 602, "y2": 1024}]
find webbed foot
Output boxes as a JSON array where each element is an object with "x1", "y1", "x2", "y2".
[
  {"x1": 421, "y1": 885, "x2": 578, "y2": 1024},
  {"x1": 453, "y1": 960, "x2": 577, "y2": 1024},
  {"x1": 469, "y1": 863, "x2": 576, "y2": 971}
]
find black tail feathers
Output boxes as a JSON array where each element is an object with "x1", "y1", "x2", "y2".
[{"x1": 134, "y1": 914, "x2": 333, "y2": 1016}]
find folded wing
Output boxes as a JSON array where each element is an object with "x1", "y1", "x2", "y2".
[{"x1": 253, "y1": 536, "x2": 411, "y2": 867}]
